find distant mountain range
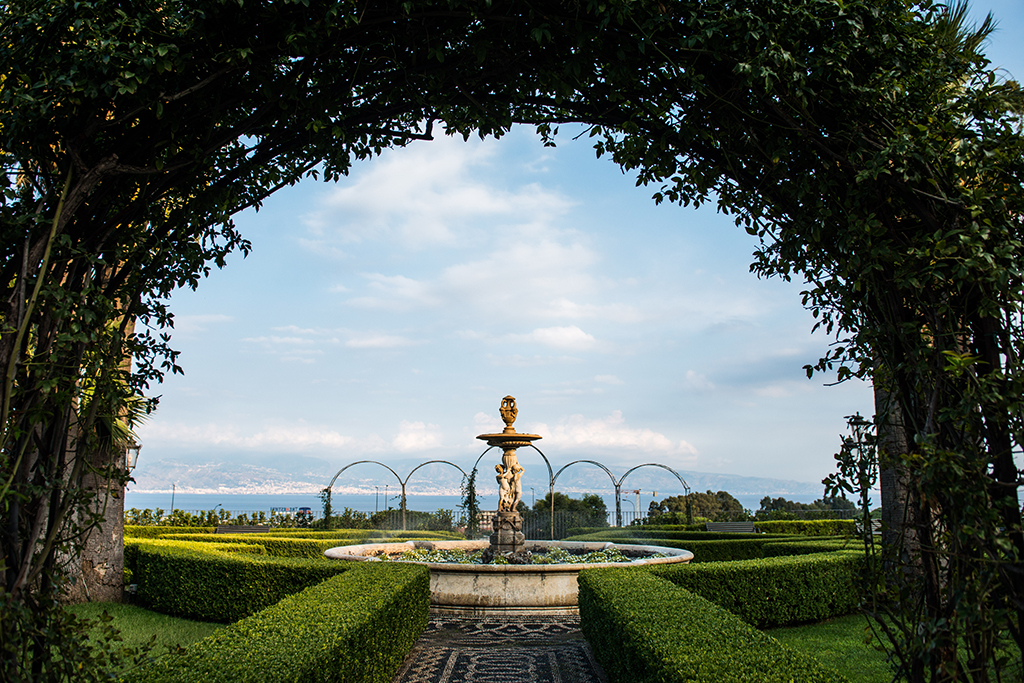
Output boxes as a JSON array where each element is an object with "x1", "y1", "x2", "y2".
[{"x1": 130, "y1": 454, "x2": 824, "y2": 500}]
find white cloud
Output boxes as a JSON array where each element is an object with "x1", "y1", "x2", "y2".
[
  {"x1": 280, "y1": 349, "x2": 324, "y2": 364},
  {"x1": 685, "y1": 370, "x2": 715, "y2": 391},
  {"x1": 345, "y1": 334, "x2": 420, "y2": 349},
  {"x1": 392, "y1": 421, "x2": 443, "y2": 452},
  {"x1": 137, "y1": 421, "x2": 387, "y2": 452},
  {"x1": 532, "y1": 411, "x2": 698, "y2": 458},
  {"x1": 461, "y1": 326, "x2": 598, "y2": 351},
  {"x1": 485, "y1": 354, "x2": 584, "y2": 367},
  {"x1": 302, "y1": 134, "x2": 575, "y2": 250},
  {"x1": 272, "y1": 325, "x2": 320, "y2": 335},
  {"x1": 753, "y1": 381, "x2": 814, "y2": 398},
  {"x1": 542, "y1": 299, "x2": 644, "y2": 322},
  {"x1": 243, "y1": 336, "x2": 316, "y2": 346},
  {"x1": 347, "y1": 274, "x2": 441, "y2": 311},
  {"x1": 473, "y1": 411, "x2": 504, "y2": 434},
  {"x1": 345, "y1": 237, "x2": 610, "y2": 318},
  {"x1": 594, "y1": 375, "x2": 625, "y2": 385},
  {"x1": 171, "y1": 314, "x2": 233, "y2": 336},
  {"x1": 511, "y1": 326, "x2": 597, "y2": 351}
]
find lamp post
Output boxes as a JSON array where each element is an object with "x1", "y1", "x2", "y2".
[
  {"x1": 844, "y1": 412, "x2": 876, "y2": 539},
  {"x1": 531, "y1": 487, "x2": 535, "y2": 507},
  {"x1": 375, "y1": 486, "x2": 379, "y2": 513},
  {"x1": 125, "y1": 441, "x2": 141, "y2": 472}
]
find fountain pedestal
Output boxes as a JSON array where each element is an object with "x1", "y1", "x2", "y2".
[{"x1": 489, "y1": 511, "x2": 526, "y2": 555}]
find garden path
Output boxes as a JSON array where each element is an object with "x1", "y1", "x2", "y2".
[{"x1": 391, "y1": 614, "x2": 606, "y2": 683}]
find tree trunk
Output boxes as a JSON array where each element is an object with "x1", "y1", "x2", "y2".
[{"x1": 875, "y1": 375, "x2": 916, "y2": 562}]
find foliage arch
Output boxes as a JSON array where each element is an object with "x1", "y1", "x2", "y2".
[{"x1": 2, "y1": 0, "x2": 1023, "y2": 680}]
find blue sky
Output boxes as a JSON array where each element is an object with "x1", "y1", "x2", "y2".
[{"x1": 131, "y1": 2, "x2": 1024, "y2": 498}]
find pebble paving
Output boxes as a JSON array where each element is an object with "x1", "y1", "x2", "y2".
[{"x1": 391, "y1": 614, "x2": 607, "y2": 683}]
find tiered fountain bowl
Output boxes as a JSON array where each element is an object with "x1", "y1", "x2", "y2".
[{"x1": 324, "y1": 396, "x2": 693, "y2": 615}]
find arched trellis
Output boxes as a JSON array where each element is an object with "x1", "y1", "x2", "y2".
[
  {"x1": 552, "y1": 459, "x2": 618, "y2": 527},
  {"x1": 327, "y1": 459, "x2": 467, "y2": 531},
  {"x1": 552, "y1": 460, "x2": 692, "y2": 527},
  {"x1": 328, "y1": 454, "x2": 687, "y2": 535},
  {"x1": 619, "y1": 463, "x2": 692, "y2": 525}
]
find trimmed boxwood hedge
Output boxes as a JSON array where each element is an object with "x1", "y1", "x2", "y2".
[
  {"x1": 647, "y1": 550, "x2": 864, "y2": 628},
  {"x1": 265, "y1": 529, "x2": 463, "y2": 540},
  {"x1": 754, "y1": 520, "x2": 856, "y2": 536},
  {"x1": 124, "y1": 525, "x2": 216, "y2": 538},
  {"x1": 126, "y1": 539, "x2": 353, "y2": 622},
  {"x1": 578, "y1": 568, "x2": 849, "y2": 683},
  {"x1": 568, "y1": 520, "x2": 857, "y2": 538},
  {"x1": 564, "y1": 529, "x2": 853, "y2": 563},
  {"x1": 161, "y1": 533, "x2": 347, "y2": 558},
  {"x1": 155, "y1": 529, "x2": 465, "y2": 557},
  {"x1": 568, "y1": 529, "x2": 791, "y2": 541},
  {"x1": 123, "y1": 562, "x2": 429, "y2": 683}
]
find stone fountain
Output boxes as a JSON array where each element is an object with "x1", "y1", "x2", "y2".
[
  {"x1": 476, "y1": 395, "x2": 541, "y2": 563},
  {"x1": 324, "y1": 396, "x2": 693, "y2": 614}
]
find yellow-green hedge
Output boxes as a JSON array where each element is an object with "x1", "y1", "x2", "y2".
[
  {"x1": 124, "y1": 525, "x2": 216, "y2": 538},
  {"x1": 160, "y1": 533, "x2": 345, "y2": 558}
]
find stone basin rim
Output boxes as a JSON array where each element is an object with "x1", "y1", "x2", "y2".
[{"x1": 323, "y1": 539, "x2": 694, "y2": 570}]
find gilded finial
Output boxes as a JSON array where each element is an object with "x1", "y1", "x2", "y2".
[{"x1": 499, "y1": 396, "x2": 518, "y2": 433}]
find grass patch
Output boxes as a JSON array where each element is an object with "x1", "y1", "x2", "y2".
[
  {"x1": 766, "y1": 614, "x2": 891, "y2": 683},
  {"x1": 68, "y1": 601, "x2": 222, "y2": 654}
]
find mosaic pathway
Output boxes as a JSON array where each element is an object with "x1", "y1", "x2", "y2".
[{"x1": 391, "y1": 615, "x2": 607, "y2": 683}]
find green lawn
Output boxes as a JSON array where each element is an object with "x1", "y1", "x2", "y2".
[
  {"x1": 766, "y1": 614, "x2": 893, "y2": 683},
  {"x1": 68, "y1": 601, "x2": 221, "y2": 655}
]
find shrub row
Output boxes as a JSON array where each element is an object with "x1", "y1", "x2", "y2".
[
  {"x1": 647, "y1": 550, "x2": 864, "y2": 628},
  {"x1": 243, "y1": 528, "x2": 377, "y2": 538},
  {"x1": 268, "y1": 528, "x2": 462, "y2": 539},
  {"x1": 374, "y1": 530, "x2": 464, "y2": 541},
  {"x1": 579, "y1": 568, "x2": 848, "y2": 683},
  {"x1": 564, "y1": 533, "x2": 850, "y2": 563},
  {"x1": 124, "y1": 525, "x2": 216, "y2": 538},
  {"x1": 566, "y1": 527, "x2": 856, "y2": 561},
  {"x1": 753, "y1": 519, "x2": 856, "y2": 536},
  {"x1": 568, "y1": 529, "x2": 791, "y2": 541},
  {"x1": 156, "y1": 529, "x2": 467, "y2": 557},
  {"x1": 123, "y1": 562, "x2": 429, "y2": 683},
  {"x1": 125, "y1": 539, "x2": 352, "y2": 622},
  {"x1": 162, "y1": 533, "x2": 347, "y2": 558},
  {"x1": 568, "y1": 520, "x2": 856, "y2": 538}
]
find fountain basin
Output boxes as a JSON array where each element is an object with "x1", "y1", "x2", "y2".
[{"x1": 324, "y1": 539, "x2": 693, "y2": 615}]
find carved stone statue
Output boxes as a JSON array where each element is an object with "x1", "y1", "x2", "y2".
[
  {"x1": 510, "y1": 463, "x2": 524, "y2": 511},
  {"x1": 496, "y1": 464, "x2": 514, "y2": 511}
]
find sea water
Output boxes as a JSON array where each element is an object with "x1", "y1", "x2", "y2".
[{"x1": 124, "y1": 491, "x2": 491, "y2": 516}]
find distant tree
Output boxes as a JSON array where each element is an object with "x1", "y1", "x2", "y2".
[
  {"x1": 533, "y1": 491, "x2": 607, "y2": 517},
  {"x1": 816, "y1": 496, "x2": 856, "y2": 512},
  {"x1": 459, "y1": 470, "x2": 480, "y2": 539},
  {"x1": 680, "y1": 491, "x2": 745, "y2": 521}
]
